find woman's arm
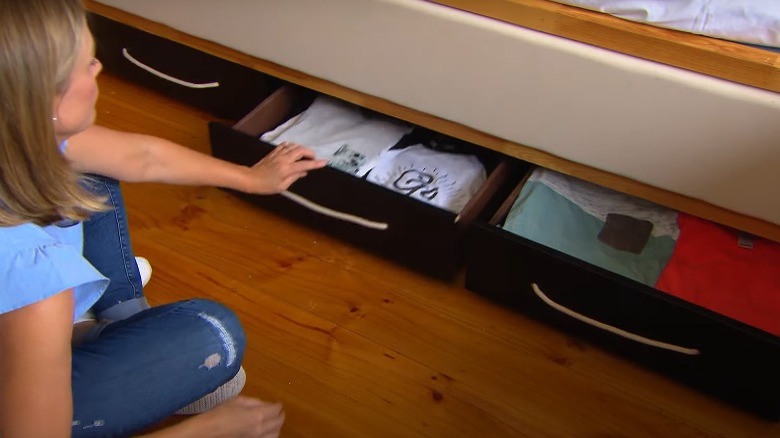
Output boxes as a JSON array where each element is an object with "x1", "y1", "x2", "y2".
[
  {"x1": 0, "y1": 290, "x2": 76, "y2": 438},
  {"x1": 65, "y1": 125, "x2": 326, "y2": 194}
]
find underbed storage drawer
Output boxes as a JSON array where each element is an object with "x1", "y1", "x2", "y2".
[
  {"x1": 464, "y1": 167, "x2": 780, "y2": 419},
  {"x1": 89, "y1": 13, "x2": 279, "y2": 120},
  {"x1": 210, "y1": 84, "x2": 523, "y2": 278}
]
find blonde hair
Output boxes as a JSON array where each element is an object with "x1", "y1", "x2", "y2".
[{"x1": 0, "y1": 0, "x2": 106, "y2": 226}]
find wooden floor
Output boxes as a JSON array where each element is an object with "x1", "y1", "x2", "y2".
[{"x1": 95, "y1": 72, "x2": 779, "y2": 438}]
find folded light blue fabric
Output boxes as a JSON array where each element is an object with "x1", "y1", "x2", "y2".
[{"x1": 503, "y1": 180, "x2": 677, "y2": 286}]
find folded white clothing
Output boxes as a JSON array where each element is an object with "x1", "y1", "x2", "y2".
[
  {"x1": 366, "y1": 144, "x2": 486, "y2": 213},
  {"x1": 260, "y1": 96, "x2": 412, "y2": 176}
]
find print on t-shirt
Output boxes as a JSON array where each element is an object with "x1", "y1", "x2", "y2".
[
  {"x1": 328, "y1": 144, "x2": 367, "y2": 174},
  {"x1": 367, "y1": 144, "x2": 486, "y2": 213},
  {"x1": 392, "y1": 167, "x2": 441, "y2": 201},
  {"x1": 260, "y1": 96, "x2": 412, "y2": 177}
]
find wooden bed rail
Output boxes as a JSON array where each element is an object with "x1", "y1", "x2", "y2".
[{"x1": 427, "y1": 0, "x2": 780, "y2": 94}]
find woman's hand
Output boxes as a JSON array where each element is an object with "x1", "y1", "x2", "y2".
[
  {"x1": 143, "y1": 397, "x2": 286, "y2": 438},
  {"x1": 246, "y1": 142, "x2": 327, "y2": 194},
  {"x1": 142, "y1": 396, "x2": 284, "y2": 438},
  {"x1": 198, "y1": 397, "x2": 285, "y2": 437},
  {"x1": 68, "y1": 126, "x2": 326, "y2": 194}
]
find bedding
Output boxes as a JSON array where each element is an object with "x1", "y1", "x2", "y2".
[
  {"x1": 87, "y1": 0, "x2": 780, "y2": 238},
  {"x1": 548, "y1": 0, "x2": 780, "y2": 49}
]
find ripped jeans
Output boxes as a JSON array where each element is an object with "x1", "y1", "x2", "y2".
[
  {"x1": 71, "y1": 299, "x2": 246, "y2": 437},
  {"x1": 73, "y1": 176, "x2": 246, "y2": 437}
]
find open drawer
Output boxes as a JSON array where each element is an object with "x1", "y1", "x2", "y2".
[
  {"x1": 89, "y1": 13, "x2": 279, "y2": 120},
  {"x1": 464, "y1": 167, "x2": 780, "y2": 419},
  {"x1": 209, "y1": 84, "x2": 524, "y2": 278}
]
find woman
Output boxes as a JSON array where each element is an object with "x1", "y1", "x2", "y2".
[{"x1": 0, "y1": 0, "x2": 326, "y2": 436}]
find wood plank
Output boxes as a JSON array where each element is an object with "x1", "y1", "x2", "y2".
[
  {"x1": 94, "y1": 71, "x2": 780, "y2": 437},
  {"x1": 426, "y1": 0, "x2": 780, "y2": 93}
]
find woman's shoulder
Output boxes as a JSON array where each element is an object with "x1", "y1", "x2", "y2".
[
  {"x1": 0, "y1": 222, "x2": 59, "y2": 246},
  {"x1": 0, "y1": 221, "x2": 104, "y2": 316},
  {"x1": 0, "y1": 219, "x2": 85, "y2": 246}
]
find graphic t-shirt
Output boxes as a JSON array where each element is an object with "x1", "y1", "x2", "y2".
[
  {"x1": 366, "y1": 144, "x2": 486, "y2": 213},
  {"x1": 260, "y1": 96, "x2": 412, "y2": 176}
]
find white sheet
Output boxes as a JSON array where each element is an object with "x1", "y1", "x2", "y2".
[{"x1": 550, "y1": 0, "x2": 780, "y2": 48}]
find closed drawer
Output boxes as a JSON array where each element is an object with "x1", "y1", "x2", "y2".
[
  {"x1": 209, "y1": 84, "x2": 523, "y2": 278},
  {"x1": 464, "y1": 169, "x2": 780, "y2": 419},
  {"x1": 89, "y1": 13, "x2": 278, "y2": 120}
]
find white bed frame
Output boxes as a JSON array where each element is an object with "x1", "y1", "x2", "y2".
[{"x1": 88, "y1": 0, "x2": 780, "y2": 240}]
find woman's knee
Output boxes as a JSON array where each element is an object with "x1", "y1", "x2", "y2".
[{"x1": 182, "y1": 299, "x2": 247, "y2": 369}]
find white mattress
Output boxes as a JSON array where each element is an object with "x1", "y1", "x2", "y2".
[{"x1": 94, "y1": 0, "x2": 780, "y2": 226}]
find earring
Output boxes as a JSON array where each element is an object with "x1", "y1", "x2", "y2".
[{"x1": 52, "y1": 116, "x2": 58, "y2": 122}]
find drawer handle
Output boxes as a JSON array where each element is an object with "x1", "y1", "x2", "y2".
[
  {"x1": 531, "y1": 283, "x2": 701, "y2": 356},
  {"x1": 280, "y1": 191, "x2": 389, "y2": 230},
  {"x1": 122, "y1": 48, "x2": 220, "y2": 89}
]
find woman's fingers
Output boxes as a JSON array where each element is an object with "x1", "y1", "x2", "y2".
[
  {"x1": 276, "y1": 142, "x2": 318, "y2": 160},
  {"x1": 276, "y1": 143, "x2": 326, "y2": 172},
  {"x1": 247, "y1": 142, "x2": 326, "y2": 193}
]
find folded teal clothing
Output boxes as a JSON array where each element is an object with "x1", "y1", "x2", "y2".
[{"x1": 502, "y1": 180, "x2": 677, "y2": 286}]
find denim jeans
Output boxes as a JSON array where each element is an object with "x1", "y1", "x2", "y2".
[
  {"x1": 72, "y1": 299, "x2": 246, "y2": 437},
  {"x1": 82, "y1": 175, "x2": 150, "y2": 320},
  {"x1": 74, "y1": 175, "x2": 247, "y2": 437}
]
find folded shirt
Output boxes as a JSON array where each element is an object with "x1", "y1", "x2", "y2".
[
  {"x1": 260, "y1": 96, "x2": 412, "y2": 177},
  {"x1": 656, "y1": 213, "x2": 780, "y2": 336},
  {"x1": 502, "y1": 168, "x2": 678, "y2": 286},
  {"x1": 366, "y1": 144, "x2": 486, "y2": 213}
]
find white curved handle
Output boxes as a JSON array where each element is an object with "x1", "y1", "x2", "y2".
[
  {"x1": 531, "y1": 283, "x2": 700, "y2": 356},
  {"x1": 122, "y1": 48, "x2": 220, "y2": 89},
  {"x1": 280, "y1": 191, "x2": 389, "y2": 230}
]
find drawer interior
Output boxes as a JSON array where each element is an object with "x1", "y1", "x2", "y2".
[
  {"x1": 466, "y1": 168, "x2": 780, "y2": 419},
  {"x1": 210, "y1": 84, "x2": 528, "y2": 277},
  {"x1": 227, "y1": 84, "x2": 524, "y2": 227},
  {"x1": 233, "y1": 85, "x2": 316, "y2": 137},
  {"x1": 484, "y1": 168, "x2": 780, "y2": 340}
]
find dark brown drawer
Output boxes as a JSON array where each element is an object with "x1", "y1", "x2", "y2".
[
  {"x1": 209, "y1": 84, "x2": 524, "y2": 278},
  {"x1": 464, "y1": 171, "x2": 780, "y2": 419},
  {"x1": 89, "y1": 13, "x2": 278, "y2": 120}
]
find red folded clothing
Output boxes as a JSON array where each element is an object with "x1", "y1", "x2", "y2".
[{"x1": 656, "y1": 213, "x2": 780, "y2": 336}]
